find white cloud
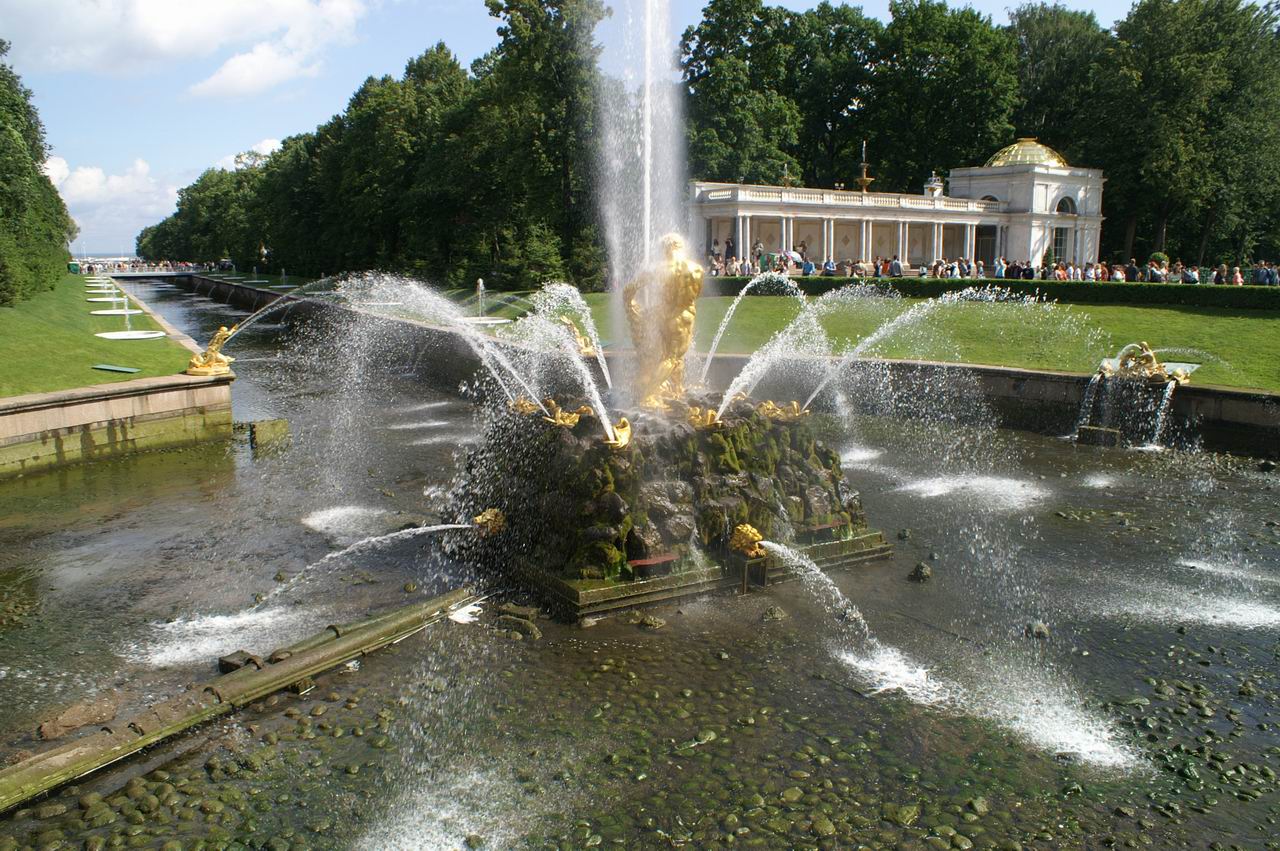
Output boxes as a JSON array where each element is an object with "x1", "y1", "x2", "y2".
[
  {"x1": 4, "y1": 0, "x2": 368, "y2": 97},
  {"x1": 43, "y1": 155, "x2": 178, "y2": 252},
  {"x1": 190, "y1": 43, "x2": 321, "y2": 98},
  {"x1": 215, "y1": 138, "x2": 283, "y2": 171}
]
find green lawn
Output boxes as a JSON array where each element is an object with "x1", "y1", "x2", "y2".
[
  {"x1": 582, "y1": 294, "x2": 1280, "y2": 393},
  {"x1": 0, "y1": 275, "x2": 192, "y2": 397}
]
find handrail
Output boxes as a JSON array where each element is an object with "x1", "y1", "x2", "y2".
[{"x1": 694, "y1": 183, "x2": 1003, "y2": 213}]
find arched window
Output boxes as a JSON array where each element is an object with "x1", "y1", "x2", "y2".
[
  {"x1": 1055, "y1": 196, "x2": 1077, "y2": 214},
  {"x1": 981, "y1": 195, "x2": 1000, "y2": 203}
]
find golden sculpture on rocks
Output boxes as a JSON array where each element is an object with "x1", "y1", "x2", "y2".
[
  {"x1": 605, "y1": 416, "x2": 632, "y2": 449},
  {"x1": 558, "y1": 316, "x2": 596, "y2": 358},
  {"x1": 687, "y1": 406, "x2": 723, "y2": 430},
  {"x1": 730, "y1": 524, "x2": 766, "y2": 559},
  {"x1": 623, "y1": 234, "x2": 703, "y2": 409},
  {"x1": 1102, "y1": 342, "x2": 1191, "y2": 385},
  {"x1": 757, "y1": 400, "x2": 810, "y2": 423},
  {"x1": 510, "y1": 397, "x2": 541, "y2": 415},
  {"x1": 185, "y1": 325, "x2": 238, "y2": 376},
  {"x1": 473, "y1": 508, "x2": 506, "y2": 537},
  {"x1": 541, "y1": 399, "x2": 582, "y2": 428}
]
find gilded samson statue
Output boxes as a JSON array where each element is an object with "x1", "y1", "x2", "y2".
[{"x1": 623, "y1": 234, "x2": 703, "y2": 408}]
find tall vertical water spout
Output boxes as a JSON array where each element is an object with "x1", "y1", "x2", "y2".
[
  {"x1": 597, "y1": 0, "x2": 687, "y2": 392},
  {"x1": 598, "y1": 0, "x2": 685, "y2": 270}
]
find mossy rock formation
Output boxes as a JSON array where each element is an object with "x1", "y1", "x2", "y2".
[{"x1": 449, "y1": 394, "x2": 867, "y2": 592}]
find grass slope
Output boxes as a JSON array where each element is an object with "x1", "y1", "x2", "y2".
[
  {"x1": 0, "y1": 275, "x2": 191, "y2": 397},
  {"x1": 583, "y1": 294, "x2": 1280, "y2": 393}
]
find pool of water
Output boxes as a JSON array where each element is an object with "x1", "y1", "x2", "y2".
[{"x1": 1, "y1": 279, "x2": 1278, "y2": 849}]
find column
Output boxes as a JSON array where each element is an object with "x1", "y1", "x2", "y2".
[
  {"x1": 734, "y1": 215, "x2": 743, "y2": 260},
  {"x1": 896, "y1": 222, "x2": 905, "y2": 261},
  {"x1": 822, "y1": 218, "x2": 832, "y2": 261},
  {"x1": 933, "y1": 223, "x2": 943, "y2": 260},
  {"x1": 743, "y1": 216, "x2": 752, "y2": 265}
]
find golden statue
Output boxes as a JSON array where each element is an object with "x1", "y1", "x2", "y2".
[
  {"x1": 558, "y1": 316, "x2": 596, "y2": 358},
  {"x1": 1102, "y1": 342, "x2": 1190, "y2": 385},
  {"x1": 473, "y1": 508, "x2": 506, "y2": 537},
  {"x1": 541, "y1": 399, "x2": 580, "y2": 428},
  {"x1": 730, "y1": 524, "x2": 766, "y2": 559},
  {"x1": 623, "y1": 234, "x2": 703, "y2": 408},
  {"x1": 757, "y1": 400, "x2": 810, "y2": 422},
  {"x1": 687, "y1": 406, "x2": 723, "y2": 430},
  {"x1": 510, "y1": 397, "x2": 541, "y2": 415},
  {"x1": 605, "y1": 416, "x2": 632, "y2": 449},
  {"x1": 186, "y1": 325, "x2": 238, "y2": 376}
]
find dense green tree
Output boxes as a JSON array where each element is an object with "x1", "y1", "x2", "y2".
[
  {"x1": 1007, "y1": 3, "x2": 1109, "y2": 165},
  {"x1": 0, "y1": 39, "x2": 76, "y2": 305},
  {"x1": 867, "y1": 0, "x2": 1018, "y2": 192},
  {"x1": 1092, "y1": 0, "x2": 1280, "y2": 262},
  {"x1": 483, "y1": 0, "x2": 606, "y2": 271},
  {"x1": 786, "y1": 3, "x2": 882, "y2": 186},
  {"x1": 681, "y1": 0, "x2": 801, "y2": 184},
  {"x1": 1180, "y1": 2, "x2": 1280, "y2": 264}
]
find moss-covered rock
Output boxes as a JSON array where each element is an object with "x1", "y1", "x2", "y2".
[{"x1": 447, "y1": 393, "x2": 866, "y2": 591}]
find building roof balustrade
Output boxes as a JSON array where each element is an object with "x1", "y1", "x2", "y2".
[{"x1": 692, "y1": 182, "x2": 1003, "y2": 213}]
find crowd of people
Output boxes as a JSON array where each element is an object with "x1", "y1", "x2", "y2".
[
  {"x1": 703, "y1": 239, "x2": 1278, "y2": 286},
  {"x1": 74, "y1": 259, "x2": 215, "y2": 275}
]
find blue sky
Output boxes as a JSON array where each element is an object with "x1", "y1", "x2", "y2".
[{"x1": 3, "y1": 0, "x2": 1130, "y2": 253}]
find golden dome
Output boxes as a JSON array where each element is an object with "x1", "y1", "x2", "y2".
[{"x1": 984, "y1": 138, "x2": 1068, "y2": 168}]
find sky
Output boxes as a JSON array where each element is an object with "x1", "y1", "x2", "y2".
[{"x1": 3, "y1": 0, "x2": 1131, "y2": 254}]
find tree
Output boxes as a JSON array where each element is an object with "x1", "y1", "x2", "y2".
[
  {"x1": 867, "y1": 0, "x2": 1018, "y2": 192},
  {"x1": 1007, "y1": 3, "x2": 1109, "y2": 165},
  {"x1": 786, "y1": 3, "x2": 882, "y2": 187},
  {"x1": 484, "y1": 0, "x2": 606, "y2": 269},
  {"x1": 0, "y1": 39, "x2": 76, "y2": 305},
  {"x1": 1178, "y1": 1, "x2": 1280, "y2": 264},
  {"x1": 681, "y1": 0, "x2": 801, "y2": 184},
  {"x1": 1090, "y1": 0, "x2": 1259, "y2": 255}
]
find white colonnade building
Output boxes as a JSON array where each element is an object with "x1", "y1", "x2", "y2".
[{"x1": 690, "y1": 139, "x2": 1104, "y2": 269}]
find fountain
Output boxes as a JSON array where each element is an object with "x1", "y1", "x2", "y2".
[
  {"x1": 435, "y1": 231, "x2": 892, "y2": 618},
  {"x1": 185, "y1": 324, "x2": 238, "y2": 376},
  {"x1": 4, "y1": 4, "x2": 1277, "y2": 849},
  {"x1": 1075, "y1": 341, "x2": 1199, "y2": 448}
]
